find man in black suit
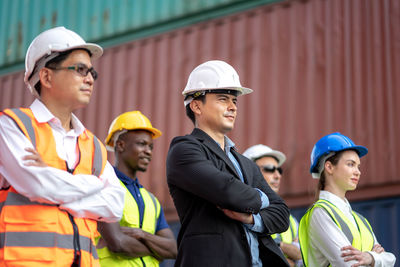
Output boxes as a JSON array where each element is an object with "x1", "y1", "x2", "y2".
[{"x1": 166, "y1": 60, "x2": 290, "y2": 266}]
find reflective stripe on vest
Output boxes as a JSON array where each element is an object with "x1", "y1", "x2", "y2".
[
  {"x1": 92, "y1": 137, "x2": 103, "y2": 177},
  {"x1": 354, "y1": 211, "x2": 374, "y2": 237},
  {"x1": 8, "y1": 108, "x2": 104, "y2": 178},
  {"x1": 0, "y1": 232, "x2": 97, "y2": 258},
  {"x1": 317, "y1": 201, "x2": 354, "y2": 243},
  {"x1": 299, "y1": 199, "x2": 375, "y2": 267},
  {"x1": 1, "y1": 108, "x2": 106, "y2": 266},
  {"x1": 0, "y1": 191, "x2": 98, "y2": 259},
  {"x1": 97, "y1": 182, "x2": 161, "y2": 267},
  {"x1": 10, "y1": 108, "x2": 37, "y2": 147}
]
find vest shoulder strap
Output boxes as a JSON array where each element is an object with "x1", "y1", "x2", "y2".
[
  {"x1": 5, "y1": 108, "x2": 104, "y2": 177},
  {"x1": 92, "y1": 136, "x2": 103, "y2": 177},
  {"x1": 147, "y1": 191, "x2": 160, "y2": 219},
  {"x1": 314, "y1": 200, "x2": 353, "y2": 244},
  {"x1": 353, "y1": 211, "x2": 374, "y2": 237},
  {"x1": 5, "y1": 108, "x2": 37, "y2": 147},
  {"x1": 289, "y1": 215, "x2": 298, "y2": 240}
]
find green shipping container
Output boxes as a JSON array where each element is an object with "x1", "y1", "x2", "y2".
[{"x1": 0, "y1": 0, "x2": 282, "y2": 75}]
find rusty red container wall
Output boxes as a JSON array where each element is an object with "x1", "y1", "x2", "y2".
[{"x1": 1, "y1": 0, "x2": 399, "y2": 220}]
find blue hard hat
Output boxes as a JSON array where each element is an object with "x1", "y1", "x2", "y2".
[{"x1": 310, "y1": 132, "x2": 368, "y2": 175}]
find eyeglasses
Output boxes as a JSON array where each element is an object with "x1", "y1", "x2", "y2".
[
  {"x1": 261, "y1": 165, "x2": 283, "y2": 174},
  {"x1": 47, "y1": 63, "x2": 98, "y2": 80}
]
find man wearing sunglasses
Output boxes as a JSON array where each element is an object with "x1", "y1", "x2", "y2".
[
  {"x1": 244, "y1": 144, "x2": 303, "y2": 267},
  {"x1": 0, "y1": 27, "x2": 125, "y2": 266}
]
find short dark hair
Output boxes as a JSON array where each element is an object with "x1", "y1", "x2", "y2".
[
  {"x1": 34, "y1": 48, "x2": 91, "y2": 96},
  {"x1": 185, "y1": 94, "x2": 206, "y2": 125}
]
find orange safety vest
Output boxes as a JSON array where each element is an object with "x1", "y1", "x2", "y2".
[{"x1": 0, "y1": 108, "x2": 107, "y2": 266}]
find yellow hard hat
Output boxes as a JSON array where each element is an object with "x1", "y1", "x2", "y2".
[{"x1": 105, "y1": 111, "x2": 162, "y2": 151}]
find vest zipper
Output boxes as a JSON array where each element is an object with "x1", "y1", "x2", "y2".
[{"x1": 68, "y1": 213, "x2": 81, "y2": 266}]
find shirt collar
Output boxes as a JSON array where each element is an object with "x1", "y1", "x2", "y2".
[
  {"x1": 224, "y1": 136, "x2": 235, "y2": 151},
  {"x1": 113, "y1": 167, "x2": 142, "y2": 188},
  {"x1": 213, "y1": 135, "x2": 236, "y2": 152},
  {"x1": 319, "y1": 190, "x2": 352, "y2": 212},
  {"x1": 30, "y1": 99, "x2": 86, "y2": 135}
]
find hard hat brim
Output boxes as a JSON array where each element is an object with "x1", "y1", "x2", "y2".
[
  {"x1": 136, "y1": 127, "x2": 162, "y2": 139},
  {"x1": 243, "y1": 144, "x2": 286, "y2": 167},
  {"x1": 255, "y1": 151, "x2": 286, "y2": 167},
  {"x1": 183, "y1": 86, "x2": 253, "y2": 96},
  {"x1": 55, "y1": 43, "x2": 103, "y2": 60},
  {"x1": 183, "y1": 87, "x2": 253, "y2": 106},
  {"x1": 105, "y1": 127, "x2": 162, "y2": 152}
]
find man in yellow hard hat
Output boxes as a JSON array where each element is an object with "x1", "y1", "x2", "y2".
[
  {"x1": 243, "y1": 144, "x2": 303, "y2": 267},
  {"x1": 0, "y1": 26, "x2": 125, "y2": 266},
  {"x1": 97, "y1": 111, "x2": 177, "y2": 267}
]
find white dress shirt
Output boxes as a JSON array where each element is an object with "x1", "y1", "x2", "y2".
[
  {"x1": 307, "y1": 190, "x2": 396, "y2": 267},
  {"x1": 0, "y1": 99, "x2": 125, "y2": 222}
]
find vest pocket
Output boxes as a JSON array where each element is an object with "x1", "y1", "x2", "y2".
[{"x1": 1, "y1": 198, "x2": 57, "y2": 262}]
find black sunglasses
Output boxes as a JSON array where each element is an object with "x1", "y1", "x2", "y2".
[
  {"x1": 261, "y1": 165, "x2": 283, "y2": 174},
  {"x1": 47, "y1": 63, "x2": 98, "y2": 80}
]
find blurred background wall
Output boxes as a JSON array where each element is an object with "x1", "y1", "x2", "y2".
[{"x1": 1, "y1": 0, "x2": 399, "y2": 265}]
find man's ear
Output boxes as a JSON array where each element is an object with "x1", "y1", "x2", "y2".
[
  {"x1": 115, "y1": 139, "x2": 125, "y2": 153},
  {"x1": 38, "y1": 68, "x2": 52, "y2": 89},
  {"x1": 190, "y1": 99, "x2": 202, "y2": 116}
]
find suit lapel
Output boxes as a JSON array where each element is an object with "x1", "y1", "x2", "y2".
[
  {"x1": 191, "y1": 128, "x2": 240, "y2": 179},
  {"x1": 232, "y1": 149, "x2": 252, "y2": 185}
]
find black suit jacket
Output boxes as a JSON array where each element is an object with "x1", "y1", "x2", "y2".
[{"x1": 166, "y1": 128, "x2": 290, "y2": 267}]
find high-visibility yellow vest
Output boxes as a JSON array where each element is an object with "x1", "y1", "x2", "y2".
[
  {"x1": 98, "y1": 182, "x2": 161, "y2": 267},
  {"x1": 0, "y1": 108, "x2": 106, "y2": 266},
  {"x1": 272, "y1": 214, "x2": 298, "y2": 244},
  {"x1": 298, "y1": 199, "x2": 375, "y2": 267}
]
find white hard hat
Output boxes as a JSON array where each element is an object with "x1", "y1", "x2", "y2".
[
  {"x1": 182, "y1": 60, "x2": 253, "y2": 106},
  {"x1": 24, "y1": 26, "x2": 103, "y2": 98},
  {"x1": 243, "y1": 144, "x2": 286, "y2": 167}
]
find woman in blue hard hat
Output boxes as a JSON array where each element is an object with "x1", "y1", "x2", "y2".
[{"x1": 298, "y1": 133, "x2": 396, "y2": 267}]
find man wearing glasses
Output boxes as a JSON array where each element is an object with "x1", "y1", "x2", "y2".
[
  {"x1": 0, "y1": 26, "x2": 125, "y2": 266},
  {"x1": 243, "y1": 144, "x2": 303, "y2": 267}
]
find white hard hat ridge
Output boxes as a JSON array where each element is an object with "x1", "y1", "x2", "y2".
[
  {"x1": 182, "y1": 60, "x2": 253, "y2": 105},
  {"x1": 24, "y1": 26, "x2": 103, "y2": 98},
  {"x1": 243, "y1": 144, "x2": 286, "y2": 167}
]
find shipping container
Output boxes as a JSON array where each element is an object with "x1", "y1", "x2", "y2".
[
  {"x1": 0, "y1": 0, "x2": 283, "y2": 74},
  {"x1": 1, "y1": 0, "x2": 399, "y2": 214},
  {"x1": 2, "y1": 0, "x2": 399, "y2": 265}
]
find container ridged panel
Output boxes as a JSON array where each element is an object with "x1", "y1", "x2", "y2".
[
  {"x1": 1, "y1": 0, "x2": 399, "y2": 220},
  {"x1": 0, "y1": 0, "x2": 280, "y2": 70}
]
